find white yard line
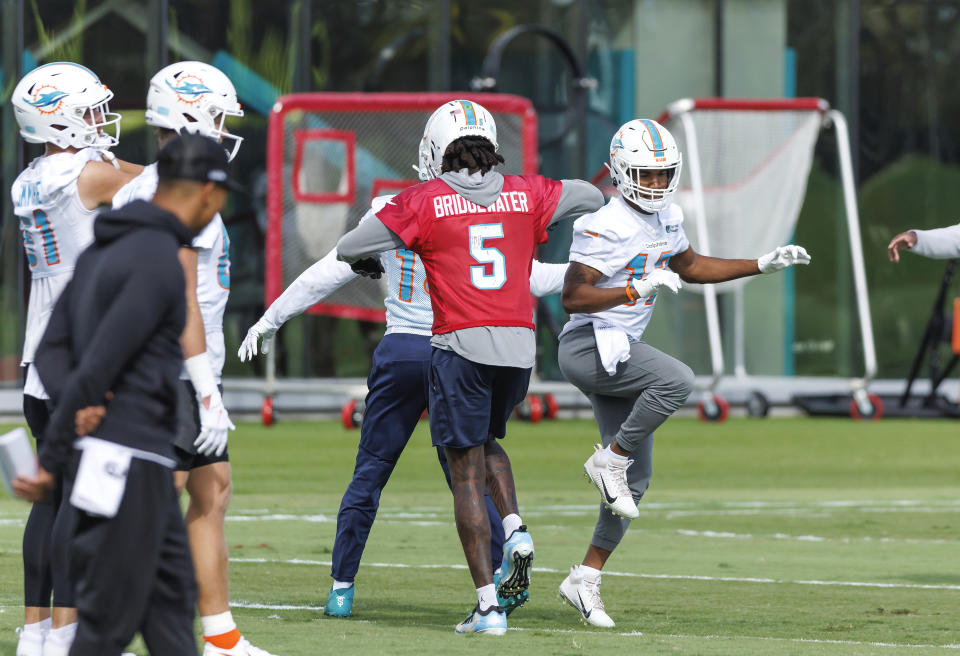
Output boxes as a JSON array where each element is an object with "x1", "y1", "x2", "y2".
[
  {"x1": 669, "y1": 528, "x2": 958, "y2": 545},
  {"x1": 225, "y1": 498, "x2": 960, "y2": 518},
  {"x1": 221, "y1": 513, "x2": 959, "y2": 544},
  {"x1": 508, "y1": 627, "x2": 960, "y2": 650},
  {"x1": 231, "y1": 600, "x2": 325, "y2": 611},
  {"x1": 228, "y1": 557, "x2": 960, "y2": 591}
]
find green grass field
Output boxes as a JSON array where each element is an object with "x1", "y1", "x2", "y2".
[{"x1": 1, "y1": 416, "x2": 959, "y2": 655}]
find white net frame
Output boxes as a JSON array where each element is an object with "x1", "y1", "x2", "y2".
[{"x1": 658, "y1": 98, "x2": 877, "y2": 408}]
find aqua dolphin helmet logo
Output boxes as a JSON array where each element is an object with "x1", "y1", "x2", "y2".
[
  {"x1": 610, "y1": 137, "x2": 624, "y2": 157},
  {"x1": 166, "y1": 73, "x2": 212, "y2": 105},
  {"x1": 24, "y1": 85, "x2": 69, "y2": 114}
]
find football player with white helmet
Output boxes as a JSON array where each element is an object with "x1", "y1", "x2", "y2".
[
  {"x1": 239, "y1": 103, "x2": 570, "y2": 620},
  {"x1": 556, "y1": 119, "x2": 811, "y2": 627},
  {"x1": 110, "y1": 61, "x2": 270, "y2": 656},
  {"x1": 337, "y1": 99, "x2": 605, "y2": 635},
  {"x1": 10, "y1": 62, "x2": 139, "y2": 656}
]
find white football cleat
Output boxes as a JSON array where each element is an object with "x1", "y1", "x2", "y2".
[
  {"x1": 15, "y1": 626, "x2": 43, "y2": 656},
  {"x1": 583, "y1": 444, "x2": 638, "y2": 519},
  {"x1": 39, "y1": 636, "x2": 67, "y2": 656},
  {"x1": 558, "y1": 565, "x2": 616, "y2": 628},
  {"x1": 203, "y1": 636, "x2": 277, "y2": 656}
]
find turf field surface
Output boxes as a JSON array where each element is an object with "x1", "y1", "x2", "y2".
[{"x1": 0, "y1": 417, "x2": 958, "y2": 655}]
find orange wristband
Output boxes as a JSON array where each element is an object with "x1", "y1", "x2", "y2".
[{"x1": 625, "y1": 284, "x2": 637, "y2": 303}]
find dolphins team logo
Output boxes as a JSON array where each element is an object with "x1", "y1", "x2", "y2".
[
  {"x1": 166, "y1": 73, "x2": 212, "y2": 105},
  {"x1": 24, "y1": 84, "x2": 68, "y2": 115},
  {"x1": 610, "y1": 130, "x2": 624, "y2": 157}
]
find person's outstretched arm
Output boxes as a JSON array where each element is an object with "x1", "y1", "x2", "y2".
[
  {"x1": 888, "y1": 224, "x2": 960, "y2": 262},
  {"x1": 239, "y1": 247, "x2": 358, "y2": 361},
  {"x1": 669, "y1": 244, "x2": 810, "y2": 283}
]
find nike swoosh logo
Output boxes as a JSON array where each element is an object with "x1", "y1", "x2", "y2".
[
  {"x1": 599, "y1": 477, "x2": 618, "y2": 505},
  {"x1": 577, "y1": 591, "x2": 592, "y2": 618}
]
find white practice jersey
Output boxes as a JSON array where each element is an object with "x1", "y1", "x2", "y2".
[
  {"x1": 262, "y1": 195, "x2": 567, "y2": 335},
  {"x1": 12, "y1": 149, "x2": 105, "y2": 380},
  {"x1": 113, "y1": 163, "x2": 231, "y2": 380},
  {"x1": 561, "y1": 195, "x2": 690, "y2": 341}
]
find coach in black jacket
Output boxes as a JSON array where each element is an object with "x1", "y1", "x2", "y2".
[{"x1": 14, "y1": 133, "x2": 240, "y2": 656}]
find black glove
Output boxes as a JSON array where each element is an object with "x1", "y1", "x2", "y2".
[{"x1": 350, "y1": 257, "x2": 385, "y2": 279}]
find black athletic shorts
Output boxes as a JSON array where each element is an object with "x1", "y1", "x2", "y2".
[{"x1": 174, "y1": 380, "x2": 229, "y2": 471}]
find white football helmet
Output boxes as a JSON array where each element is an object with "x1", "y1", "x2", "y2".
[
  {"x1": 146, "y1": 61, "x2": 244, "y2": 161},
  {"x1": 415, "y1": 99, "x2": 498, "y2": 180},
  {"x1": 606, "y1": 119, "x2": 682, "y2": 213},
  {"x1": 12, "y1": 62, "x2": 121, "y2": 149}
]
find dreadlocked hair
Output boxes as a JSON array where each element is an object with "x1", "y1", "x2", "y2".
[{"x1": 441, "y1": 136, "x2": 505, "y2": 175}]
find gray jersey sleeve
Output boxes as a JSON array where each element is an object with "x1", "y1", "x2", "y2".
[
  {"x1": 336, "y1": 215, "x2": 406, "y2": 263},
  {"x1": 912, "y1": 224, "x2": 960, "y2": 259},
  {"x1": 549, "y1": 180, "x2": 605, "y2": 227}
]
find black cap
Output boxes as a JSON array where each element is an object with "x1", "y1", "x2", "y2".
[{"x1": 157, "y1": 132, "x2": 243, "y2": 192}]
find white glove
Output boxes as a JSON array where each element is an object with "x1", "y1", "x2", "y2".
[
  {"x1": 630, "y1": 269, "x2": 682, "y2": 300},
  {"x1": 238, "y1": 318, "x2": 277, "y2": 362},
  {"x1": 194, "y1": 391, "x2": 235, "y2": 457},
  {"x1": 758, "y1": 245, "x2": 811, "y2": 273}
]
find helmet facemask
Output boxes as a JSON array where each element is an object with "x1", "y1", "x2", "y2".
[
  {"x1": 145, "y1": 62, "x2": 244, "y2": 161},
  {"x1": 206, "y1": 106, "x2": 244, "y2": 162},
  {"x1": 74, "y1": 93, "x2": 121, "y2": 148},
  {"x1": 606, "y1": 155, "x2": 682, "y2": 213},
  {"x1": 606, "y1": 119, "x2": 682, "y2": 213}
]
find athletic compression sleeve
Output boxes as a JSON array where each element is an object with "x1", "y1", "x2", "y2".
[
  {"x1": 337, "y1": 217, "x2": 405, "y2": 263},
  {"x1": 262, "y1": 248, "x2": 358, "y2": 330},
  {"x1": 529, "y1": 261, "x2": 568, "y2": 297},
  {"x1": 549, "y1": 180, "x2": 605, "y2": 227}
]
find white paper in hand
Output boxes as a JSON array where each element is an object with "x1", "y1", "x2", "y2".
[
  {"x1": 71, "y1": 437, "x2": 131, "y2": 518},
  {"x1": 0, "y1": 428, "x2": 37, "y2": 495}
]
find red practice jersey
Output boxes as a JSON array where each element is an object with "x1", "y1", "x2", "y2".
[{"x1": 376, "y1": 174, "x2": 563, "y2": 335}]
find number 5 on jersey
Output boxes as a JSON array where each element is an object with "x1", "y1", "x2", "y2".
[{"x1": 469, "y1": 223, "x2": 506, "y2": 289}]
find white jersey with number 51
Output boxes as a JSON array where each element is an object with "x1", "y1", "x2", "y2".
[{"x1": 12, "y1": 149, "x2": 106, "y2": 388}]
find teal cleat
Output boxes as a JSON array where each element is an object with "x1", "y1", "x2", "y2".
[
  {"x1": 455, "y1": 605, "x2": 507, "y2": 635},
  {"x1": 323, "y1": 585, "x2": 354, "y2": 618},
  {"x1": 494, "y1": 569, "x2": 530, "y2": 615},
  {"x1": 496, "y1": 525, "x2": 534, "y2": 605}
]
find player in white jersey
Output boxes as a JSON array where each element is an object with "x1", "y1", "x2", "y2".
[
  {"x1": 10, "y1": 62, "x2": 139, "y2": 656},
  {"x1": 109, "y1": 61, "x2": 272, "y2": 656},
  {"x1": 239, "y1": 191, "x2": 567, "y2": 619},
  {"x1": 556, "y1": 119, "x2": 811, "y2": 627}
]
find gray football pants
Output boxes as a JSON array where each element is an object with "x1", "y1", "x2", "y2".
[{"x1": 558, "y1": 325, "x2": 694, "y2": 552}]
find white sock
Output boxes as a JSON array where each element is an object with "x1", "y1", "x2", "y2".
[
  {"x1": 200, "y1": 610, "x2": 236, "y2": 638},
  {"x1": 580, "y1": 565, "x2": 602, "y2": 581},
  {"x1": 47, "y1": 623, "x2": 77, "y2": 646},
  {"x1": 603, "y1": 444, "x2": 628, "y2": 461},
  {"x1": 332, "y1": 580, "x2": 353, "y2": 591},
  {"x1": 23, "y1": 617, "x2": 50, "y2": 635},
  {"x1": 477, "y1": 584, "x2": 498, "y2": 612},
  {"x1": 502, "y1": 513, "x2": 523, "y2": 538}
]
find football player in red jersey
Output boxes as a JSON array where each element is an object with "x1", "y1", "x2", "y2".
[{"x1": 337, "y1": 99, "x2": 603, "y2": 634}]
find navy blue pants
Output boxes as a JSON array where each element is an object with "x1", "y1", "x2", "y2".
[{"x1": 330, "y1": 333, "x2": 505, "y2": 583}]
